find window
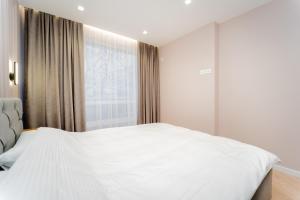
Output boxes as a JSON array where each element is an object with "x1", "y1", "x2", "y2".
[{"x1": 84, "y1": 26, "x2": 138, "y2": 130}]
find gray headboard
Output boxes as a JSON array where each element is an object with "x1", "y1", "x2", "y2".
[{"x1": 0, "y1": 98, "x2": 23, "y2": 154}]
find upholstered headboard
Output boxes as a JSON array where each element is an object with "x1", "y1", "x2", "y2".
[{"x1": 0, "y1": 98, "x2": 23, "y2": 154}]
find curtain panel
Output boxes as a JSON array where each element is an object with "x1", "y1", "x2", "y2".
[
  {"x1": 24, "y1": 8, "x2": 85, "y2": 131},
  {"x1": 138, "y1": 42, "x2": 160, "y2": 124},
  {"x1": 84, "y1": 26, "x2": 138, "y2": 130}
]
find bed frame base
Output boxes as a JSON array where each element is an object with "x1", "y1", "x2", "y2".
[{"x1": 251, "y1": 170, "x2": 272, "y2": 200}]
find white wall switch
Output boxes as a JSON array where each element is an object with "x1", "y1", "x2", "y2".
[{"x1": 200, "y1": 68, "x2": 212, "y2": 75}]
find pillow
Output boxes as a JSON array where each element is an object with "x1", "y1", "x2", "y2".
[{"x1": 0, "y1": 131, "x2": 36, "y2": 170}]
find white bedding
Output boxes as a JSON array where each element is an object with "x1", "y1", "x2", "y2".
[
  {"x1": 0, "y1": 171, "x2": 7, "y2": 180},
  {"x1": 0, "y1": 123, "x2": 279, "y2": 200}
]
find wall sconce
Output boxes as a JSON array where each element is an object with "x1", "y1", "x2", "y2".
[{"x1": 9, "y1": 60, "x2": 18, "y2": 86}]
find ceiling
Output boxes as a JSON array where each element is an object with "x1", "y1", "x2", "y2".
[{"x1": 19, "y1": 0, "x2": 272, "y2": 46}]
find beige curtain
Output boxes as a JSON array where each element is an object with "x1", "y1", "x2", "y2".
[
  {"x1": 24, "y1": 9, "x2": 85, "y2": 131},
  {"x1": 138, "y1": 42, "x2": 160, "y2": 124}
]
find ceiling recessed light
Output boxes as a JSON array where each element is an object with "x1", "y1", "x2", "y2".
[
  {"x1": 77, "y1": 5, "x2": 85, "y2": 11},
  {"x1": 184, "y1": 0, "x2": 192, "y2": 5},
  {"x1": 143, "y1": 30, "x2": 148, "y2": 35}
]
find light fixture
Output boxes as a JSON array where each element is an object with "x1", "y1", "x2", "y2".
[
  {"x1": 15, "y1": 62, "x2": 18, "y2": 85},
  {"x1": 143, "y1": 30, "x2": 148, "y2": 35},
  {"x1": 77, "y1": 5, "x2": 85, "y2": 11},
  {"x1": 9, "y1": 60, "x2": 18, "y2": 86},
  {"x1": 184, "y1": 0, "x2": 192, "y2": 5}
]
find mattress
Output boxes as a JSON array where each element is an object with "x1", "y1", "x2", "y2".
[{"x1": 0, "y1": 123, "x2": 279, "y2": 200}]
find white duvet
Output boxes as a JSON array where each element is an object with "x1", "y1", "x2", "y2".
[
  {"x1": 0, "y1": 171, "x2": 6, "y2": 180},
  {"x1": 0, "y1": 123, "x2": 278, "y2": 200}
]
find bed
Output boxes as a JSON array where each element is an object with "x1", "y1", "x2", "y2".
[
  {"x1": 0, "y1": 98, "x2": 278, "y2": 200},
  {"x1": 0, "y1": 171, "x2": 7, "y2": 179}
]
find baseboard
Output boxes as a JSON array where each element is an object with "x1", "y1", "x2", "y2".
[{"x1": 274, "y1": 164, "x2": 300, "y2": 178}]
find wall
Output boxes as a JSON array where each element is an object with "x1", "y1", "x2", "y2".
[
  {"x1": 218, "y1": 0, "x2": 300, "y2": 171},
  {"x1": 0, "y1": 0, "x2": 22, "y2": 97},
  {"x1": 160, "y1": 0, "x2": 300, "y2": 171},
  {"x1": 160, "y1": 23, "x2": 217, "y2": 134}
]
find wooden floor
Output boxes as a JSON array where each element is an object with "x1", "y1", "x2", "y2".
[{"x1": 272, "y1": 170, "x2": 300, "y2": 200}]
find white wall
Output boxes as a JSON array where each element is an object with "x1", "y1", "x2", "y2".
[
  {"x1": 160, "y1": 23, "x2": 217, "y2": 134},
  {"x1": 0, "y1": 0, "x2": 22, "y2": 97},
  {"x1": 218, "y1": 0, "x2": 300, "y2": 171},
  {"x1": 160, "y1": 0, "x2": 300, "y2": 171}
]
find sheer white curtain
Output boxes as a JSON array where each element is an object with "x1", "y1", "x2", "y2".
[{"x1": 84, "y1": 25, "x2": 138, "y2": 130}]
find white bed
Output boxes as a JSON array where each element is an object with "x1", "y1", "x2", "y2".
[
  {"x1": 0, "y1": 123, "x2": 278, "y2": 200},
  {"x1": 0, "y1": 171, "x2": 7, "y2": 179}
]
